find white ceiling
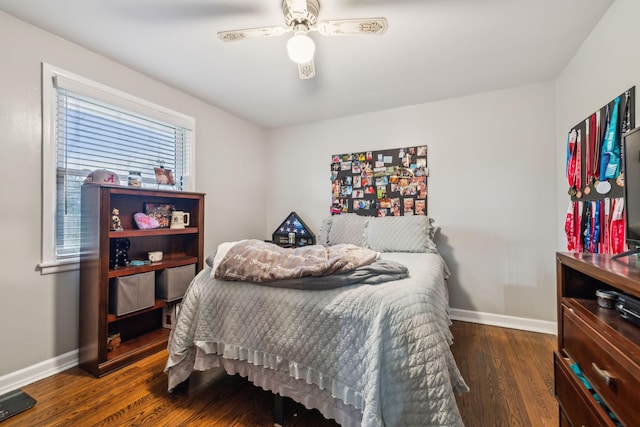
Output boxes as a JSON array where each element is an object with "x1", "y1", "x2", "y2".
[{"x1": 0, "y1": 0, "x2": 613, "y2": 129}]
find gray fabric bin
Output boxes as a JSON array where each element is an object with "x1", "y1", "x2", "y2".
[
  {"x1": 109, "y1": 271, "x2": 155, "y2": 316},
  {"x1": 156, "y1": 264, "x2": 195, "y2": 301}
]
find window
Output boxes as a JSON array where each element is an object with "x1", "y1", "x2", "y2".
[{"x1": 40, "y1": 64, "x2": 195, "y2": 274}]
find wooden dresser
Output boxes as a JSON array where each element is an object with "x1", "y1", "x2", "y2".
[{"x1": 555, "y1": 252, "x2": 640, "y2": 426}]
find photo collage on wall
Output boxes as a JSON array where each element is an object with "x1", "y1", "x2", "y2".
[{"x1": 331, "y1": 146, "x2": 428, "y2": 217}]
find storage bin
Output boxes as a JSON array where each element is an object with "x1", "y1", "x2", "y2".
[
  {"x1": 156, "y1": 264, "x2": 195, "y2": 301},
  {"x1": 109, "y1": 271, "x2": 155, "y2": 316}
]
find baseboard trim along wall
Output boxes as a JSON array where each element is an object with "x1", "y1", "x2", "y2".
[
  {"x1": 0, "y1": 350, "x2": 78, "y2": 396},
  {"x1": 450, "y1": 308, "x2": 557, "y2": 335},
  {"x1": 0, "y1": 310, "x2": 556, "y2": 394}
]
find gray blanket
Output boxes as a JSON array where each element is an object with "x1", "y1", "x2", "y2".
[
  {"x1": 242, "y1": 259, "x2": 408, "y2": 290},
  {"x1": 213, "y1": 240, "x2": 407, "y2": 289}
]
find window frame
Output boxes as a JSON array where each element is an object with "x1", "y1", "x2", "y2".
[{"x1": 39, "y1": 63, "x2": 196, "y2": 274}]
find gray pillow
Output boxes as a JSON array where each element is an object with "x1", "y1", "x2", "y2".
[
  {"x1": 205, "y1": 250, "x2": 216, "y2": 267},
  {"x1": 367, "y1": 215, "x2": 437, "y2": 253},
  {"x1": 328, "y1": 213, "x2": 369, "y2": 247},
  {"x1": 316, "y1": 216, "x2": 333, "y2": 246}
]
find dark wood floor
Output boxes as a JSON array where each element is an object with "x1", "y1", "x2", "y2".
[
  {"x1": 451, "y1": 321, "x2": 558, "y2": 427},
  {"x1": 3, "y1": 321, "x2": 557, "y2": 426}
]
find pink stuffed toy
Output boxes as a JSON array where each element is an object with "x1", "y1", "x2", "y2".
[{"x1": 133, "y1": 212, "x2": 160, "y2": 229}]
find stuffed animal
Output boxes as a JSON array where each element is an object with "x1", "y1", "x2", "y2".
[{"x1": 133, "y1": 212, "x2": 160, "y2": 229}]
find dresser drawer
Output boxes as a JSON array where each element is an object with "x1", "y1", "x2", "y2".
[
  {"x1": 554, "y1": 352, "x2": 613, "y2": 427},
  {"x1": 563, "y1": 304, "x2": 640, "y2": 425}
]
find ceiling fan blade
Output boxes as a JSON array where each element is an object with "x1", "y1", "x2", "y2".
[
  {"x1": 298, "y1": 60, "x2": 316, "y2": 79},
  {"x1": 218, "y1": 26, "x2": 289, "y2": 42},
  {"x1": 316, "y1": 18, "x2": 388, "y2": 36}
]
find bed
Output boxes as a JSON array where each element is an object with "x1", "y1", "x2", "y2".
[{"x1": 165, "y1": 214, "x2": 469, "y2": 426}]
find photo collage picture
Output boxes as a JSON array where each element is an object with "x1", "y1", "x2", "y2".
[{"x1": 331, "y1": 146, "x2": 428, "y2": 217}]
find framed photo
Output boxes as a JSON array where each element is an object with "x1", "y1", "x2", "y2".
[
  {"x1": 144, "y1": 203, "x2": 175, "y2": 228},
  {"x1": 154, "y1": 167, "x2": 175, "y2": 186}
]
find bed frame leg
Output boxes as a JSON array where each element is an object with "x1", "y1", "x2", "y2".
[
  {"x1": 274, "y1": 393, "x2": 285, "y2": 426},
  {"x1": 274, "y1": 393, "x2": 293, "y2": 426}
]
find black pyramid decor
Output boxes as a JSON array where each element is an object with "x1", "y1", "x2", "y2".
[{"x1": 272, "y1": 212, "x2": 316, "y2": 247}]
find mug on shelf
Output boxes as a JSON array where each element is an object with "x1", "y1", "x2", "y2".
[
  {"x1": 170, "y1": 211, "x2": 190, "y2": 229},
  {"x1": 148, "y1": 251, "x2": 163, "y2": 262}
]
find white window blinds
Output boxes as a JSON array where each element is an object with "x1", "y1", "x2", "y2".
[{"x1": 53, "y1": 80, "x2": 192, "y2": 260}]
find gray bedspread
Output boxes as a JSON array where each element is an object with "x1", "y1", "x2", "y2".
[{"x1": 165, "y1": 251, "x2": 468, "y2": 427}]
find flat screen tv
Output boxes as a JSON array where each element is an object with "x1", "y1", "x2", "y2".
[{"x1": 614, "y1": 126, "x2": 640, "y2": 259}]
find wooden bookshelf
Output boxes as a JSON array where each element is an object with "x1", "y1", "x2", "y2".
[{"x1": 79, "y1": 185, "x2": 204, "y2": 377}]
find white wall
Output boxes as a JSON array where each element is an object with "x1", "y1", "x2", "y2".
[
  {"x1": 9, "y1": 0, "x2": 631, "y2": 381},
  {"x1": 0, "y1": 12, "x2": 268, "y2": 377},
  {"x1": 266, "y1": 82, "x2": 558, "y2": 322},
  {"x1": 556, "y1": 0, "x2": 640, "y2": 250}
]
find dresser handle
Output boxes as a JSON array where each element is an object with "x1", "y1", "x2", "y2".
[{"x1": 592, "y1": 362, "x2": 614, "y2": 386}]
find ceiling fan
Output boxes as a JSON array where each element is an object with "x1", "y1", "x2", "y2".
[{"x1": 217, "y1": 0, "x2": 388, "y2": 79}]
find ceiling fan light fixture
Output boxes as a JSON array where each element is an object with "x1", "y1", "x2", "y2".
[
  {"x1": 218, "y1": 0, "x2": 388, "y2": 79},
  {"x1": 287, "y1": 33, "x2": 315, "y2": 64}
]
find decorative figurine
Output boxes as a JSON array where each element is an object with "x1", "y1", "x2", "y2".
[
  {"x1": 111, "y1": 208, "x2": 124, "y2": 231},
  {"x1": 107, "y1": 332, "x2": 121, "y2": 352}
]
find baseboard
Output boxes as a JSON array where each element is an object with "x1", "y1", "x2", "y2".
[
  {"x1": 0, "y1": 350, "x2": 78, "y2": 396},
  {"x1": 450, "y1": 308, "x2": 557, "y2": 335}
]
